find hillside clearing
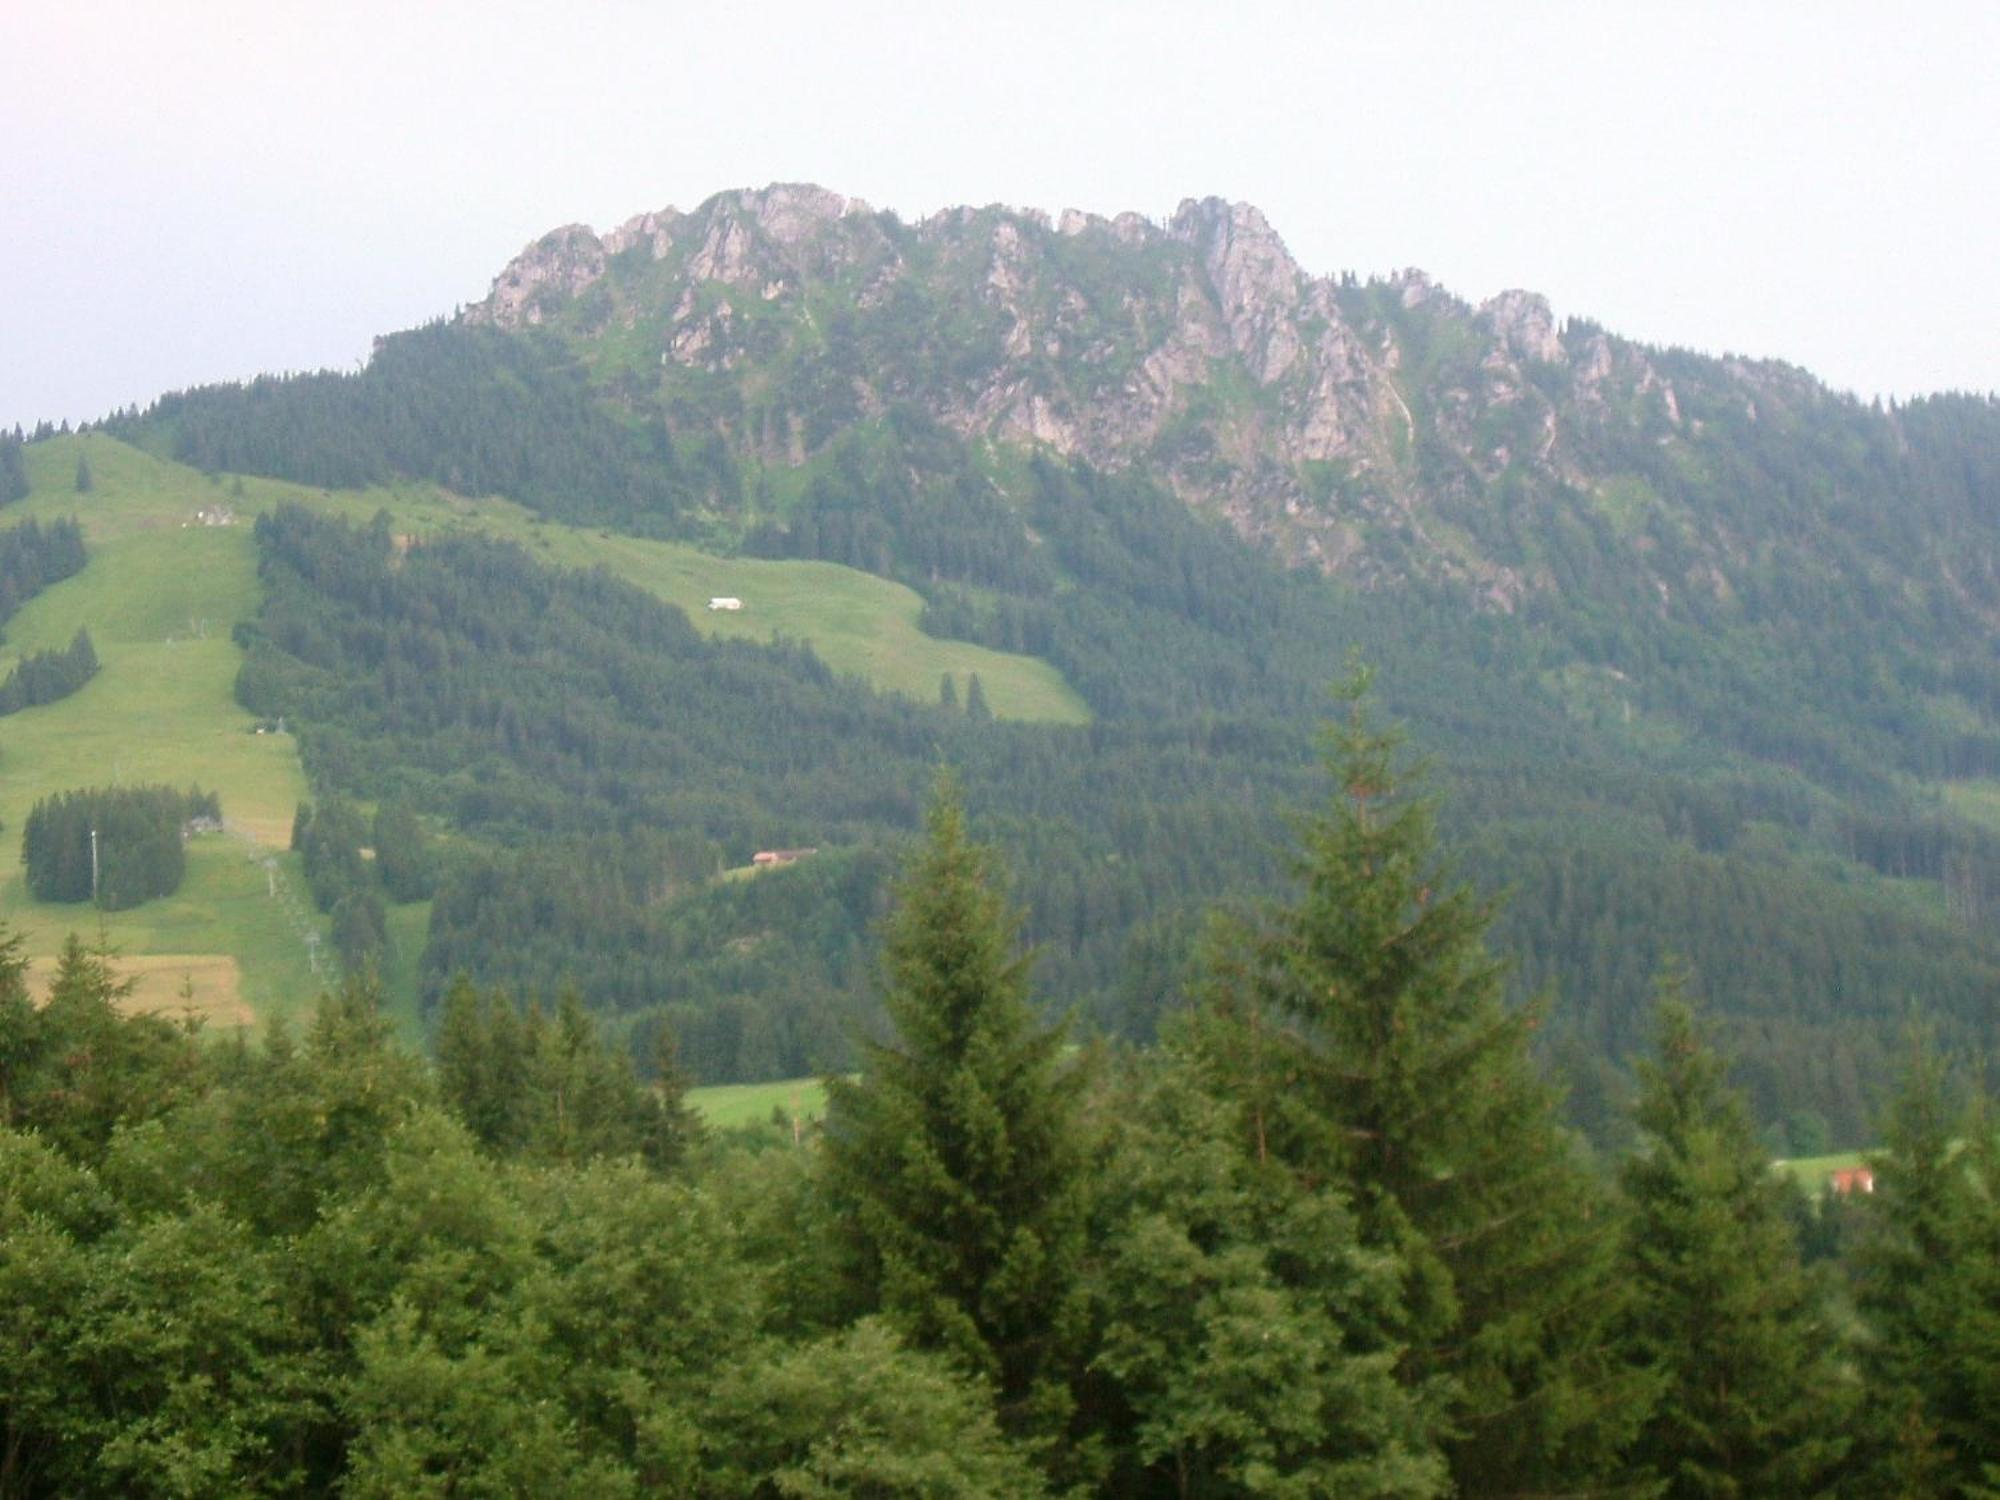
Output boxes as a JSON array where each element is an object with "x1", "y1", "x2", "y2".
[
  {"x1": 687, "y1": 1076, "x2": 829, "y2": 1130},
  {"x1": 27, "y1": 951, "x2": 251, "y2": 1028}
]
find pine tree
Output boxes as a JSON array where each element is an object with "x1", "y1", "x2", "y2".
[
  {"x1": 1852, "y1": 1044, "x2": 2000, "y2": 1496},
  {"x1": 964, "y1": 672, "x2": 991, "y2": 723},
  {"x1": 821, "y1": 775, "x2": 1089, "y2": 1454},
  {"x1": 939, "y1": 672, "x2": 958, "y2": 711},
  {"x1": 73, "y1": 451, "x2": 92, "y2": 493},
  {"x1": 1189, "y1": 672, "x2": 1650, "y2": 1496},
  {"x1": 1617, "y1": 986, "x2": 1850, "y2": 1496}
]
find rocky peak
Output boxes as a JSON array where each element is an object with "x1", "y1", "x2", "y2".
[
  {"x1": 728, "y1": 183, "x2": 870, "y2": 248},
  {"x1": 603, "y1": 208, "x2": 685, "y2": 261},
  {"x1": 1168, "y1": 198, "x2": 1307, "y2": 383},
  {"x1": 469, "y1": 224, "x2": 608, "y2": 329},
  {"x1": 1479, "y1": 289, "x2": 1565, "y2": 365}
]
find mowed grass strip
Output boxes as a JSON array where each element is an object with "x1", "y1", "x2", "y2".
[{"x1": 27, "y1": 951, "x2": 251, "y2": 1028}]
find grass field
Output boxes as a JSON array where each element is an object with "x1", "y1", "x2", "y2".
[
  {"x1": 27, "y1": 950, "x2": 252, "y2": 1027},
  {"x1": 1, "y1": 438, "x2": 323, "y2": 1028},
  {"x1": 687, "y1": 1076, "x2": 829, "y2": 1130}
]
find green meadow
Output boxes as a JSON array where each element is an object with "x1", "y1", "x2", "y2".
[
  {"x1": 0, "y1": 436, "x2": 1085, "y2": 1031},
  {"x1": 686, "y1": 1075, "x2": 829, "y2": 1131}
]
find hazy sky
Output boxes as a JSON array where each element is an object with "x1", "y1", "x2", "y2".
[{"x1": 6, "y1": 0, "x2": 1996, "y2": 431}]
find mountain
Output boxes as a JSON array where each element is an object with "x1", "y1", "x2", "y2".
[{"x1": 58, "y1": 184, "x2": 2000, "y2": 1143}]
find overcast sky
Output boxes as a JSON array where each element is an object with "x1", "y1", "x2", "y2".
[{"x1": 5, "y1": 0, "x2": 1996, "y2": 431}]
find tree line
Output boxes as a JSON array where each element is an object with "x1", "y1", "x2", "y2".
[
  {"x1": 0, "y1": 518, "x2": 86, "y2": 628},
  {"x1": 0, "y1": 629, "x2": 97, "y2": 716}
]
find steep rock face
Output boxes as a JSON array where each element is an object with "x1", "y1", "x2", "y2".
[
  {"x1": 455, "y1": 183, "x2": 1896, "y2": 608},
  {"x1": 475, "y1": 225, "x2": 609, "y2": 328}
]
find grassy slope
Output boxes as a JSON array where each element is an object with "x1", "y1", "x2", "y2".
[
  {"x1": 0, "y1": 436, "x2": 1086, "y2": 1032},
  {"x1": 3, "y1": 436, "x2": 324, "y2": 1029}
]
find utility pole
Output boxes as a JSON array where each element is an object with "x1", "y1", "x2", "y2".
[{"x1": 90, "y1": 825, "x2": 100, "y2": 905}]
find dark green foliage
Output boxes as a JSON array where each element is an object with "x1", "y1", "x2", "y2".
[
  {"x1": 821, "y1": 781, "x2": 1090, "y2": 1453},
  {"x1": 291, "y1": 797, "x2": 387, "y2": 973},
  {"x1": 964, "y1": 670, "x2": 990, "y2": 723},
  {"x1": 0, "y1": 517, "x2": 86, "y2": 624},
  {"x1": 1085, "y1": 1058, "x2": 1446, "y2": 1498},
  {"x1": 0, "y1": 629, "x2": 98, "y2": 715},
  {"x1": 239, "y1": 497, "x2": 2000, "y2": 1122},
  {"x1": 1616, "y1": 988, "x2": 1852, "y2": 1496},
  {"x1": 700, "y1": 1321, "x2": 1056, "y2": 1498},
  {"x1": 0, "y1": 433, "x2": 26, "y2": 506},
  {"x1": 434, "y1": 978, "x2": 699, "y2": 1172},
  {"x1": 369, "y1": 802, "x2": 431, "y2": 902},
  {"x1": 1186, "y1": 680, "x2": 1651, "y2": 1496},
  {"x1": 135, "y1": 321, "x2": 697, "y2": 531},
  {"x1": 0, "y1": 934, "x2": 204, "y2": 1162},
  {"x1": 241, "y1": 504, "x2": 1306, "y2": 1074},
  {"x1": 746, "y1": 415, "x2": 1058, "y2": 594},
  {"x1": 71, "y1": 453, "x2": 91, "y2": 493},
  {"x1": 20, "y1": 784, "x2": 211, "y2": 908},
  {"x1": 1850, "y1": 1046, "x2": 2000, "y2": 1495}
]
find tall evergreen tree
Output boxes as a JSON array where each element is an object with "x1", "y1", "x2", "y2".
[
  {"x1": 1189, "y1": 673, "x2": 1651, "y2": 1496},
  {"x1": 1617, "y1": 986, "x2": 1850, "y2": 1496},
  {"x1": 820, "y1": 775, "x2": 1089, "y2": 1456},
  {"x1": 1851, "y1": 1044, "x2": 2000, "y2": 1496}
]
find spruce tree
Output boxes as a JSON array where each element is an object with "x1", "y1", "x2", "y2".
[
  {"x1": 1190, "y1": 673, "x2": 1650, "y2": 1495},
  {"x1": 964, "y1": 672, "x2": 991, "y2": 723},
  {"x1": 1852, "y1": 1044, "x2": 2000, "y2": 1495},
  {"x1": 821, "y1": 775, "x2": 1088, "y2": 1454},
  {"x1": 1617, "y1": 988, "x2": 1850, "y2": 1496},
  {"x1": 74, "y1": 451, "x2": 92, "y2": 493}
]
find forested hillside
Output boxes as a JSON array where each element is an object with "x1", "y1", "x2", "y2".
[
  {"x1": 4, "y1": 765, "x2": 1997, "y2": 1497},
  {"x1": 68, "y1": 183, "x2": 2000, "y2": 1141}
]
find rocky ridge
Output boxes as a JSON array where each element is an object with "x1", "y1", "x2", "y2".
[{"x1": 461, "y1": 184, "x2": 1882, "y2": 607}]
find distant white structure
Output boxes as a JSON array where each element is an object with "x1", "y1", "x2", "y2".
[{"x1": 707, "y1": 596, "x2": 744, "y2": 611}]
